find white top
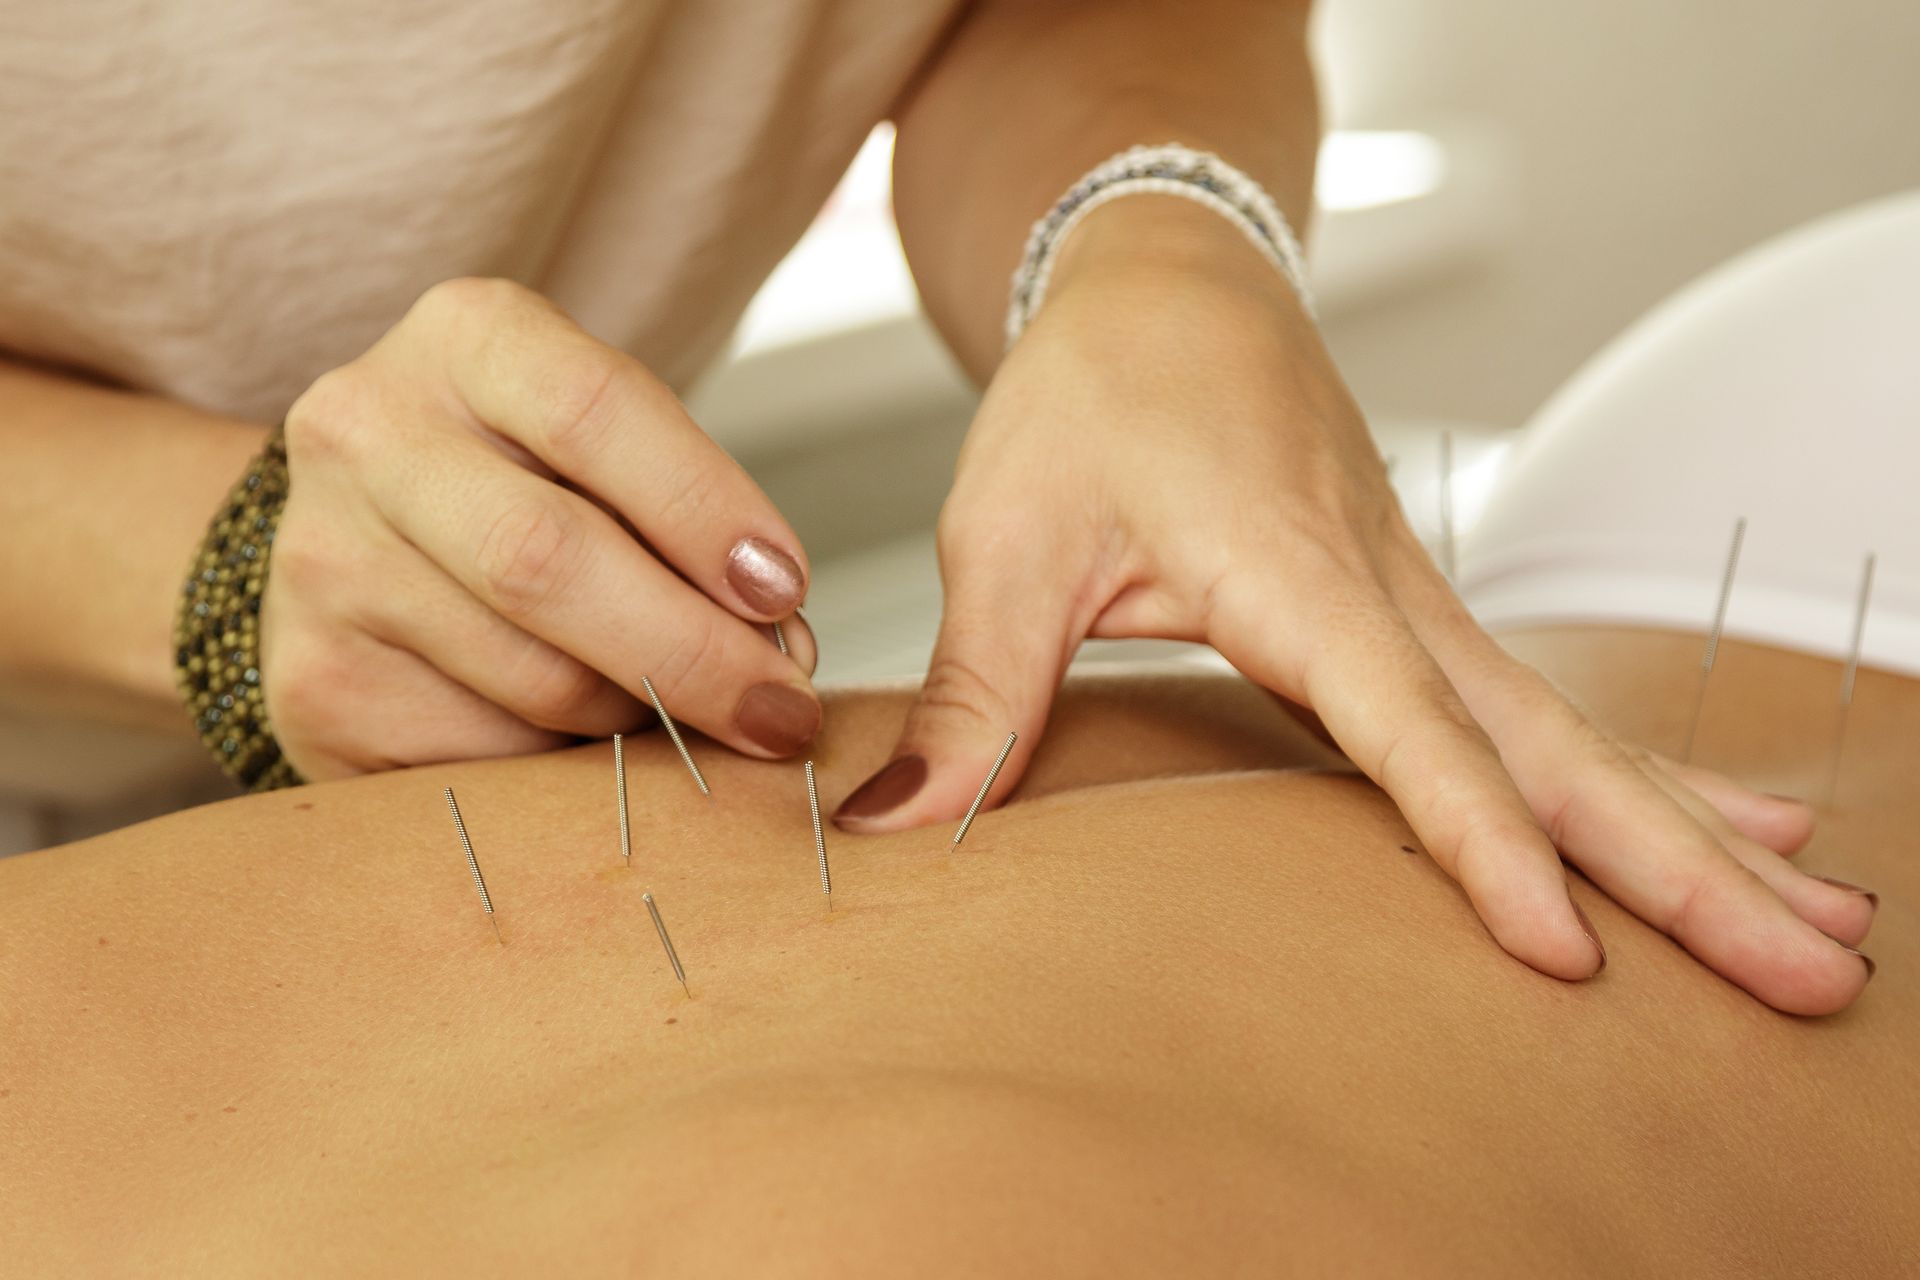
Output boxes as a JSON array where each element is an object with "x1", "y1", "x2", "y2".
[
  {"x1": 0, "y1": 0, "x2": 959, "y2": 421},
  {"x1": 1460, "y1": 191, "x2": 1920, "y2": 678}
]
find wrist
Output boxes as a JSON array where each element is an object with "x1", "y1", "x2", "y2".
[
  {"x1": 0, "y1": 359, "x2": 268, "y2": 730},
  {"x1": 1041, "y1": 194, "x2": 1315, "y2": 331}
]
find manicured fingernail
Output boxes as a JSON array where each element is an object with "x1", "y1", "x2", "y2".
[
  {"x1": 727, "y1": 537, "x2": 805, "y2": 615},
  {"x1": 1840, "y1": 943, "x2": 1876, "y2": 981},
  {"x1": 833, "y1": 755, "x2": 927, "y2": 826},
  {"x1": 735, "y1": 682, "x2": 819, "y2": 756},
  {"x1": 1816, "y1": 875, "x2": 1879, "y2": 909},
  {"x1": 1571, "y1": 899, "x2": 1607, "y2": 974}
]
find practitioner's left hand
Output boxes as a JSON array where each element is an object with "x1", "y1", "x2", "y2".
[{"x1": 832, "y1": 203, "x2": 1876, "y2": 1016}]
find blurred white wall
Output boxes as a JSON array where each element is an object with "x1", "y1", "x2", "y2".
[{"x1": 1314, "y1": 0, "x2": 1920, "y2": 427}]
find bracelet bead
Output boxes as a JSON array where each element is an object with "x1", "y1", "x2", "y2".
[
  {"x1": 172, "y1": 424, "x2": 303, "y2": 791},
  {"x1": 1004, "y1": 143, "x2": 1314, "y2": 348}
]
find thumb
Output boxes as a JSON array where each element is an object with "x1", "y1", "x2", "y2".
[{"x1": 832, "y1": 557, "x2": 1074, "y2": 835}]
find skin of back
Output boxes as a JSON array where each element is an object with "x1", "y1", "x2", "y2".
[{"x1": 0, "y1": 635, "x2": 1913, "y2": 1277}]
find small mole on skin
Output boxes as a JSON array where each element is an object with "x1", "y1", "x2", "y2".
[
  {"x1": 294, "y1": 802, "x2": 314, "y2": 811},
  {"x1": 98, "y1": 936, "x2": 109, "y2": 946},
  {"x1": 222, "y1": 1106, "x2": 237, "y2": 1114},
  {"x1": 1400, "y1": 845, "x2": 1418, "y2": 855},
  {"x1": 664, "y1": 1018, "x2": 678, "y2": 1025}
]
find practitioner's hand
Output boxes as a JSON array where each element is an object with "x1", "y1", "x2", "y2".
[
  {"x1": 835, "y1": 202, "x2": 1876, "y2": 1015},
  {"x1": 264, "y1": 278, "x2": 819, "y2": 780}
]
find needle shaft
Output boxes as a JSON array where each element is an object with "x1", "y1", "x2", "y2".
[
  {"x1": 643, "y1": 892, "x2": 689, "y2": 995},
  {"x1": 953, "y1": 732, "x2": 1018, "y2": 847},
  {"x1": 444, "y1": 786, "x2": 502, "y2": 944},
  {"x1": 641, "y1": 675, "x2": 711, "y2": 797},
  {"x1": 1680, "y1": 517, "x2": 1746, "y2": 764},
  {"x1": 806, "y1": 760, "x2": 831, "y2": 909},
  {"x1": 614, "y1": 733, "x2": 632, "y2": 865},
  {"x1": 1823, "y1": 552, "x2": 1876, "y2": 809}
]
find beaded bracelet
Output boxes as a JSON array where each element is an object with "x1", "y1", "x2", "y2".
[
  {"x1": 1004, "y1": 143, "x2": 1315, "y2": 349},
  {"x1": 173, "y1": 424, "x2": 304, "y2": 791}
]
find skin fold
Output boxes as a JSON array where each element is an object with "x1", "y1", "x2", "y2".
[{"x1": 0, "y1": 626, "x2": 1912, "y2": 1277}]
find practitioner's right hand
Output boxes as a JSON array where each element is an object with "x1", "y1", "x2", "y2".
[{"x1": 262, "y1": 277, "x2": 820, "y2": 780}]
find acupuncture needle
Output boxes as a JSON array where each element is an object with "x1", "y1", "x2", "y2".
[
  {"x1": 614, "y1": 733, "x2": 632, "y2": 866},
  {"x1": 952, "y1": 731, "x2": 1017, "y2": 847},
  {"x1": 640, "y1": 675, "x2": 711, "y2": 797},
  {"x1": 773, "y1": 620, "x2": 789, "y2": 656},
  {"x1": 1822, "y1": 552, "x2": 1876, "y2": 810},
  {"x1": 642, "y1": 892, "x2": 690, "y2": 996},
  {"x1": 1438, "y1": 430, "x2": 1456, "y2": 584},
  {"x1": 805, "y1": 760, "x2": 831, "y2": 911},
  {"x1": 444, "y1": 786, "x2": 502, "y2": 943},
  {"x1": 1680, "y1": 517, "x2": 1746, "y2": 764}
]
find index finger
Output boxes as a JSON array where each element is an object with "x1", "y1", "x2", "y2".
[
  {"x1": 1215, "y1": 586, "x2": 1606, "y2": 981},
  {"x1": 409, "y1": 278, "x2": 810, "y2": 622}
]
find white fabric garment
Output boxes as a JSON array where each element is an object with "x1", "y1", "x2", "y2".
[
  {"x1": 0, "y1": 0, "x2": 960, "y2": 419},
  {"x1": 1461, "y1": 191, "x2": 1920, "y2": 677}
]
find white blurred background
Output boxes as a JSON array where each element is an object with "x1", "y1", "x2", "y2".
[{"x1": 5, "y1": 0, "x2": 1918, "y2": 852}]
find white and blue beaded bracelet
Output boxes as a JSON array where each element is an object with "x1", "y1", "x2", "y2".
[{"x1": 1004, "y1": 143, "x2": 1315, "y2": 348}]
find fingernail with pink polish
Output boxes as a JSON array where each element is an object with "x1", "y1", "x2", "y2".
[
  {"x1": 833, "y1": 755, "x2": 927, "y2": 827},
  {"x1": 1816, "y1": 875, "x2": 1879, "y2": 909},
  {"x1": 1572, "y1": 900, "x2": 1607, "y2": 974},
  {"x1": 735, "y1": 682, "x2": 819, "y2": 756},
  {"x1": 727, "y1": 537, "x2": 805, "y2": 615},
  {"x1": 1840, "y1": 943, "x2": 1877, "y2": 981}
]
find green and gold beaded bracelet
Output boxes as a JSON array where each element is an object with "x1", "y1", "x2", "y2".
[{"x1": 172, "y1": 425, "x2": 304, "y2": 791}]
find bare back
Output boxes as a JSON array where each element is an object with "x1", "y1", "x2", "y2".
[{"x1": 1, "y1": 632, "x2": 1913, "y2": 1277}]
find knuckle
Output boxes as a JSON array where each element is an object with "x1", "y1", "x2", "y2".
[
  {"x1": 285, "y1": 366, "x2": 374, "y2": 465},
  {"x1": 265, "y1": 640, "x2": 351, "y2": 747},
  {"x1": 416, "y1": 275, "x2": 528, "y2": 326},
  {"x1": 933, "y1": 500, "x2": 984, "y2": 555},
  {"x1": 1663, "y1": 862, "x2": 1724, "y2": 938},
  {"x1": 474, "y1": 496, "x2": 582, "y2": 620},
  {"x1": 646, "y1": 610, "x2": 725, "y2": 700},
  {"x1": 267, "y1": 510, "x2": 349, "y2": 601},
  {"x1": 532, "y1": 346, "x2": 626, "y2": 466},
  {"x1": 916, "y1": 652, "x2": 1006, "y2": 731},
  {"x1": 268, "y1": 523, "x2": 327, "y2": 595},
  {"x1": 647, "y1": 442, "x2": 734, "y2": 530},
  {"x1": 1615, "y1": 738, "x2": 1655, "y2": 771},
  {"x1": 516, "y1": 650, "x2": 605, "y2": 729},
  {"x1": 1267, "y1": 509, "x2": 1380, "y2": 588}
]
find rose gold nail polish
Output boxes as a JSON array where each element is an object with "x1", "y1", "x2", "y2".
[
  {"x1": 735, "y1": 682, "x2": 819, "y2": 756},
  {"x1": 833, "y1": 756, "x2": 927, "y2": 826},
  {"x1": 726, "y1": 537, "x2": 805, "y2": 616}
]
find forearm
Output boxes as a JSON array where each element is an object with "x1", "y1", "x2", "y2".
[
  {"x1": 0, "y1": 356, "x2": 264, "y2": 727},
  {"x1": 892, "y1": 0, "x2": 1320, "y2": 380}
]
